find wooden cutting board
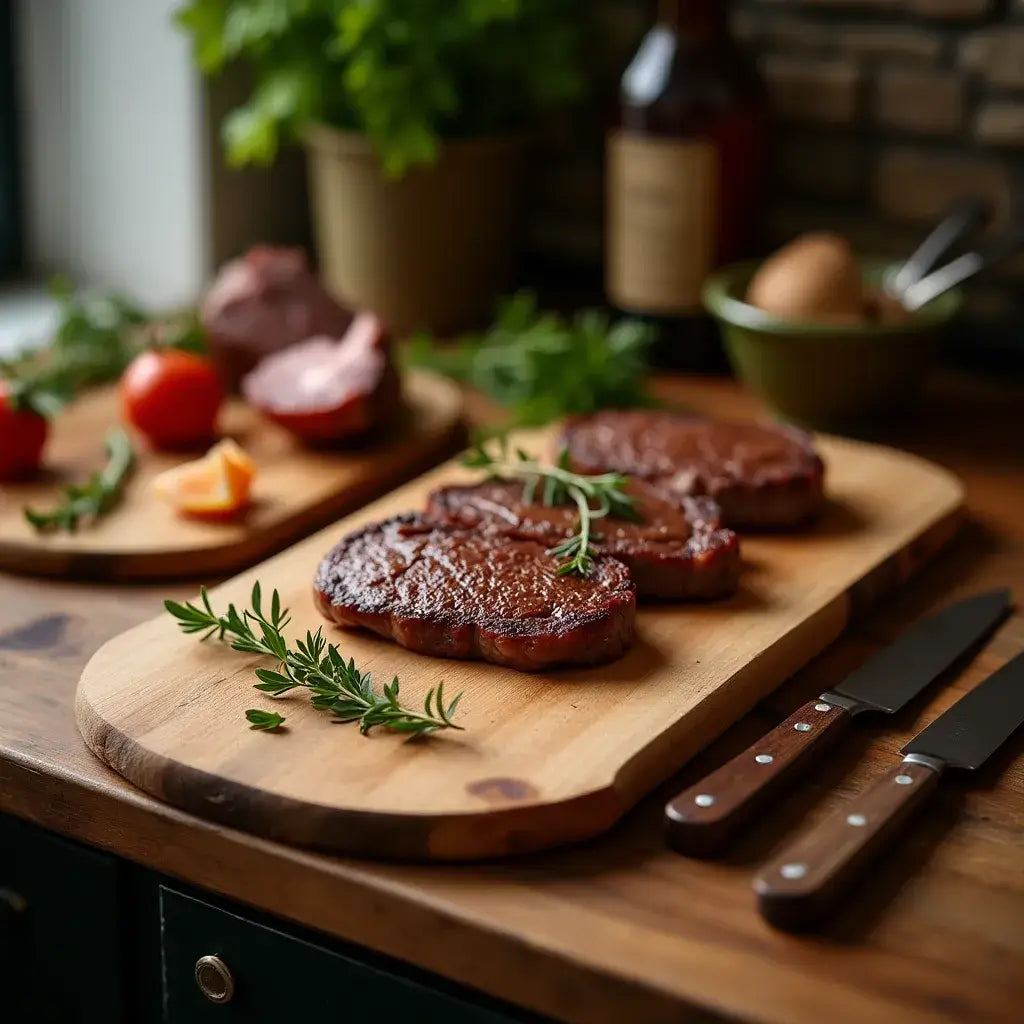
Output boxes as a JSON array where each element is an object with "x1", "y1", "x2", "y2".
[
  {"x1": 75, "y1": 430, "x2": 964, "y2": 861},
  {"x1": 0, "y1": 371, "x2": 463, "y2": 580}
]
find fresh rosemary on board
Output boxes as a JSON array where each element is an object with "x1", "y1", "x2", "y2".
[
  {"x1": 463, "y1": 436, "x2": 638, "y2": 578},
  {"x1": 165, "y1": 583, "x2": 464, "y2": 737},
  {"x1": 23, "y1": 428, "x2": 136, "y2": 533}
]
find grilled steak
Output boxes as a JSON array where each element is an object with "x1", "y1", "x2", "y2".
[
  {"x1": 561, "y1": 411, "x2": 825, "y2": 528},
  {"x1": 242, "y1": 312, "x2": 400, "y2": 444},
  {"x1": 426, "y1": 479, "x2": 739, "y2": 600},
  {"x1": 314, "y1": 515, "x2": 636, "y2": 672}
]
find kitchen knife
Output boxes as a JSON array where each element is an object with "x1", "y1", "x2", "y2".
[
  {"x1": 665, "y1": 590, "x2": 1011, "y2": 857},
  {"x1": 755, "y1": 649, "x2": 1024, "y2": 931}
]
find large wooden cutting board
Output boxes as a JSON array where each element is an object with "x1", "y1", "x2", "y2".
[
  {"x1": 76, "y1": 431, "x2": 964, "y2": 861},
  {"x1": 0, "y1": 371, "x2": 463, "y2": 580}
]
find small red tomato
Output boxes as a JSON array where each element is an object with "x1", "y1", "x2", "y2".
[
  {"x1": 0, "y1": 382, "x2": 49, "y2": 482},
  {"x1": 121, "y1": 349, "x2": 224, "y2": 450}
]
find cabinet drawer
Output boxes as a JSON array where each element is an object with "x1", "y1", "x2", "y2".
[
  {"x1": 0, "y1": 814, "x2": 124, "y2": 1023},
  {"x1": 160, "y1": 886, "x2": 529, "y2": 1023}
]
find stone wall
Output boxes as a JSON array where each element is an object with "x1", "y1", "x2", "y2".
[
  {"x1": 737, "y1": 0, "x2": 1024, "y2": 328},
  {"x1": 528, "y1": 1, "x2": 1024, "y2": 336}
]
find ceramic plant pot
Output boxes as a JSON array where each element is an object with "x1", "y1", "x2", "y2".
[{"x1": 306, "y1": 126, "x2": 523, "y2": 336}]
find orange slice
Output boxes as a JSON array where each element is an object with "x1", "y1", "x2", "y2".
[{"x1": 153, "y1": 439, "x2": 256, "y2": 518}]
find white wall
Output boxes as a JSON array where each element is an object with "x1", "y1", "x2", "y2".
[{"x1": 17, "y1": 0, "x2": 209, "y2": 310}]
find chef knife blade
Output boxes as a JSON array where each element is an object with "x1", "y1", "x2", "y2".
[
  {"x1": 755, "y1": 650, "x2": 1024, "y2": 931},
  {"x1": 665, "y1": 590, "x2": 1011, "y2": 857},
  {"x1": 823, "y1": 589, "x2": 1011, "y2": 714}
]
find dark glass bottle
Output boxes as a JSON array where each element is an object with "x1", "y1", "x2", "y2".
[{"x1": 606, "y1": 0, "x2": 766, "y2": 371}]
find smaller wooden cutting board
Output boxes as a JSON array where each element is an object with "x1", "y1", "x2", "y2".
[{"x1": 0, "y1": 371, "x2": 463, "y2": 580}]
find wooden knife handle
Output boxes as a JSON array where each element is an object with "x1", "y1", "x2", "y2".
[
  {"x1": 665, "y1": 700, "x2": 854, "y2": 857},
  {"x1": 754, "y1": 760, "x2": 941, "y2": 931}
]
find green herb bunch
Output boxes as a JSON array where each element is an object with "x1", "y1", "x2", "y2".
[
  {"x1": 166, "y1": 583, "x2": 463, "y2": 736},
  {"x1": 1, "y1": 278, "x2": 204, "y2": 419},
  {"x1": 406, "y1": 292, "x2": 656, "y2": 427},
  {"x1": 175, "y1": 0, "x2": 583, "y2": 177},
  {"x1": 0, "y1": 279, "x2": 146, "y2": 415},
  {"x1": 464, "y1": 436, "x2": 637, "y2": 578}
]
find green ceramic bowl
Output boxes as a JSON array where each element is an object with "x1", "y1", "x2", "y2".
[{"x1": 703, "y1": 260, "x2": 964, "y2": 432}]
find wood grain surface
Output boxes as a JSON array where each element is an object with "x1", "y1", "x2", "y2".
[
  {"x1": 0, "y1": 371, "x2": 464, "y2": 580},
  {"x1": 1, "y1": 372, "x2": 1022, "y2": 1024},
  {"x1": 74, "y1": 429, "x2": 963, "y2": 860}
]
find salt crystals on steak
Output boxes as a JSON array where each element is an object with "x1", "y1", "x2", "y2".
[
  {"x1": 314, "y1": 515, "x2": 636, "y2": 672},
  {"x1": 427, "y1": 479, "x2": 739, "y2": 601},
  {"x1": 561, "y1": 411, "x2": 825, "y2": 528}
]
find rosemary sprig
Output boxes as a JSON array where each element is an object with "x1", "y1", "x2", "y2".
[
  {"x1": 463, "y1": 436, "x2": 637, "y2": 577},
  {"x1": 165, "y1": 583, "x2": 463, "y2": 737},
  {"x1": 24, "y1": 428, "x2": 135, "y2": 533}
]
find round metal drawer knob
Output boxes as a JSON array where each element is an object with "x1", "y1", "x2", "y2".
[{"x1": 195, "y1": 955, "x2": 235, "y2": 1004}]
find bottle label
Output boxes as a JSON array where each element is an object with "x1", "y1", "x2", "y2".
[{"x1": 607, "y1": 131, "x2": 719, "y2": 315}]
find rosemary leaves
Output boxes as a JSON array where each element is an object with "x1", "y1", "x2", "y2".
[
  {"x1": 165, "y1": 583, "x2": 463, "y2": 737},
  {"x1": 24, "y1": 428, "x2": 136, "y2": 533},
  {"x1": 463, "y1": 437, "x2": 637, "y2": 577}
]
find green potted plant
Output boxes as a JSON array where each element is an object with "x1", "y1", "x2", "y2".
[{"x1": 176, "y1": 0, "x2": 583, "y2": 334}]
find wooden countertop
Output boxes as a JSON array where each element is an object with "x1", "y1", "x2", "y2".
[{"x1": 2, "y1": 372, "x2": 1023, "y2": 1024}]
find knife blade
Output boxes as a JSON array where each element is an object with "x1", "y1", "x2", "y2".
[
  {"x1": 755, "y1": 650, "x2": 1024, "y2": 931},
  {"x1": 665, "y1": 590, "x2": 1011, "y2": 857}
]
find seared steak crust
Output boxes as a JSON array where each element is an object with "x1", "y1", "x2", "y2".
[
  {"x1": 426, "y1": 479, "x2": 740, "y2": 600},
  {"x1": 560, "y1": 411, "x2": 825, "y2": 528},
  {"x1": 314, "y1": 515, "x2": 636, "y2": 672}
]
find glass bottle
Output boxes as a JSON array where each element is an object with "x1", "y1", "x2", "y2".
[{"x1": 606, "y1": 0, "x2": 766, "y2": 370}]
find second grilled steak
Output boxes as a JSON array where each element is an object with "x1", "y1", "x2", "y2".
[
  {"x1": 427, "y1": 479, "x2": 740, "y2": 600},
  {"x1": 314, "y1": 515, "x2": 636, "y2": 672},
  {"x1": 561, "y1": 411, "x2": 826, "y2": 528}
]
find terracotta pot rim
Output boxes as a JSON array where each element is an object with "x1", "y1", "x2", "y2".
[{"x1": 304, "y1": 123, "x2": 525, "y2": 161}]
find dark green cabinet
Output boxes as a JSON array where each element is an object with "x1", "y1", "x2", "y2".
[
  {"x1": 0, "y1": 815, "x2": 124, "y2": 1023},
  {"x1": 160, "y1": 886, "x2": 521, "y2": 1022},
  {"x1": 0, "y1": 814, "x2": 540, "y2": 1024}
]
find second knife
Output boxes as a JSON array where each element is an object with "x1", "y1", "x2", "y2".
[
  {"x1": 665, "y1": 589, "x2": 1011, "y2": 857},
  {"x1": 755, "y1": 647, "x2": 1024, "y2": 930}
]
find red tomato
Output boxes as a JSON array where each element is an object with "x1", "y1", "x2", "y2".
[
  {"x1": 0, "y1": 382, "x2": 49, "y2": 482},
  {"x1": 121, "y1": 350, "x2": 224, "y2": 450}
]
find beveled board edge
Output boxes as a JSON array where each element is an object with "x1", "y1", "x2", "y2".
[{"x1": 73, "y1": 467, "x2": 965, "y2": 862}]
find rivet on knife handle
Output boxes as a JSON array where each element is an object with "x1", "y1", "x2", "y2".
[
  {"x1": 665, "y1": 699, "x2": 854, "y2": 858},
  {"x1": 753, "y1": 759, "x2": 941, "y2": 932}
]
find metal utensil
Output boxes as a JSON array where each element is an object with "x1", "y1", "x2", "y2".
[
  {"x1": 664, "y1": 590, "x2": 1012, "y2": 857},
  {"x1": 755, "y1": 648, "x2": 1024, "y2": 931},
  {"x1": 901, "y1": 223, "x2": 1024, "y2": 311},
  {"x1": 885, "y1": 198, "x2": 992, "y2": 300}
]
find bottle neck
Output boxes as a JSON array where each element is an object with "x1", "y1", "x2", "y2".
[{"x1": 657, "y1": 0, "x2": 729, "y2": 38}]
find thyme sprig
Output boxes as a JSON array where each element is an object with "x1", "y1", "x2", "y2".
[
  {"x1": 165, "y1": 583, "x2": 463, "y2": 737},
  {"x1": 24, "y1": 428, "x2": 136, "y2": 533},
  {"x1": 463, "y1": 436, "x2": 637, "y2": 578}
]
